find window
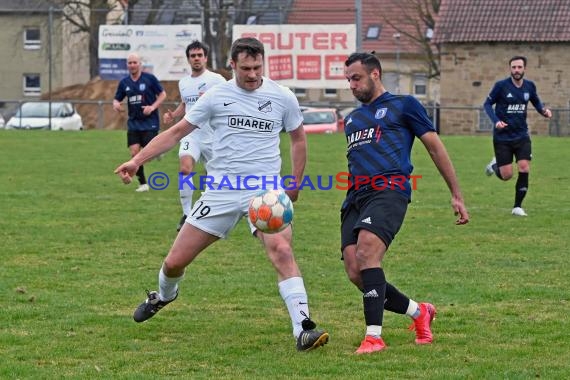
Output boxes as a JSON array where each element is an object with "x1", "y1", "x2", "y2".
[
  {"x1": 24, "y1": 27, "x2": 41, "y2": 50},
  {"x1": 293, "y1": 88, "x2": 306, "y2": 98},
  {"x1": 382, "y1": 72, "x2": 398, "y2": 93},
  {"x1": 23, "y1": 74, "x2": 41, "y2": 96},
  {"x1": 61, "y1": 103, "x2": 74, "y2": 117},
  {"x1": 366, "y1": 25, "x2": 381, "y2": 40},
  {"x1": 323, "y1": 88, "x2": 337, "y2": 98},
  {"x1": 413, "y1": 74, "x2": 427, "y2": 97},
  {"x1": 478, "y1": 108, "x2": 494, "y2": 131}
]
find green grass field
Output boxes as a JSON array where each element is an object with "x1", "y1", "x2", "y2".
[{"x1": 1, "y1": 130, "x2": 569, "y2": 379}]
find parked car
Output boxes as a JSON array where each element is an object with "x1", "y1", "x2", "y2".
[
  {"x1": 337, "y1": 107, "x2": 356, "y2": 133},
  {"x1": 301, "y1": 107, "x2": 339, "y2": 134},
  {"x1": 5, "y1": 102, "x2": 83, "y2": 131}
]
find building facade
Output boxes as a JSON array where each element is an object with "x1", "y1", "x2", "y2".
[
  {"x1": 0, "y1": 3, "x2": 89, "y2": 102},
  {"x1": 434, "y1": 0, "x2": 570, "y2": 135}
]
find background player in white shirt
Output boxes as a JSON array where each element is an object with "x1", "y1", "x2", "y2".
[
  {"x1": 115, "y1": 37, "x2": 329, "y2": 352},
  {"x1": 163, "y1": 41, "x2": 226, "y2": 231}
]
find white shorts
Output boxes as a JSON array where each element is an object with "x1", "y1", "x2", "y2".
[
  {"x1": 178, "y1": 132, "x2": 213, "y2": 163},
  {"x1": 187, "y1": 188, "x2": 259, "y2": 239}
]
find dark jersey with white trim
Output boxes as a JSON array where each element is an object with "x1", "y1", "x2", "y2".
[
  {"x1": 483, "y1": 78, "x2": 545, "y2": 142},
  {"x1": 343, "y1": 92, "x2": 435, "y2": 204},
  {"x1": 114, "y1": 72, "x2": 164, "y2": 131}
]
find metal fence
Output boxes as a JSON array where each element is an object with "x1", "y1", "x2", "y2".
[{"x1": 2, "y1": 99, "x2": 568, "y2": 136}]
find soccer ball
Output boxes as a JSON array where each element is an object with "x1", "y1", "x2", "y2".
[{"x1": 248, "y1": 189, "x2": 294, "y2": 233}]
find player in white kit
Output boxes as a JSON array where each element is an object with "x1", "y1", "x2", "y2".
[
  {"x1": 163, "y1": 41, "x2": 226, "y2": 231},
  {"x1": 115, "y1": 37, "x2": 329, "y2": 352}
]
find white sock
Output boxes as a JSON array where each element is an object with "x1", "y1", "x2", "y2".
[
  {"x1": 406, "y1": 299, "x2": 420, "y2": 319},
  {"x1": 366, "y1": 325, "x2": 382, "y2": 337},
  {"x1": 158, "y1": 266, "x2": 183, "y2": 301},
  {"x1": 278, "y1": 277, "x2": 309, "y2": 339},
  {"x1": 180, "y1": 188, "x2": 194, "y2": 216}
]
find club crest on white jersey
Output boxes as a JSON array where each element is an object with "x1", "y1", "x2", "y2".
[{"x1": 258, "y1": 99, "x2": 272, "y2": 113}]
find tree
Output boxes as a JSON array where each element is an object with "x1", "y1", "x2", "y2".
[
  {"x1": 200, "y1": 0, "x2": 286, "y2": 70},
  {"x1": 48, "y1": 0, "x2": 125, "y2": 78},
  {"x1": 375, "y1": 0, "x2": 441, "y2": 79},
  {"x1": 42, "y1": 0, "x2": 286, "y2": 78}
]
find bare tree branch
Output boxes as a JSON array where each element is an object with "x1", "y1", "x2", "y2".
[
  {"x1": 35, "y1": 0, "x2": 289, "y2": 78},
  {"x1": 374, "y1": 0, "x2": 441, "y2": 79}
]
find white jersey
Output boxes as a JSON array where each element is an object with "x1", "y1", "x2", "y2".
[
  {"x1": 184, "y1": 77, "x2": 303, "y2": 186},
  {"x1": 178, "y1": 70, "x2": 226, "y2": 142}
]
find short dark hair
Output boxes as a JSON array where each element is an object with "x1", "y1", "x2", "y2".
[
  {"x1": 345, "y1": 52, "x2": 382, "y2": 77},
  {"x1": 230, "y1": 37, "x2": 265, "y2": 62},
  {"x1": 186, "y1": 40, "x2": 209, "y2": 59},
  {"x1": 509, "y1": 55, "x2": 527, "y2": 67}
]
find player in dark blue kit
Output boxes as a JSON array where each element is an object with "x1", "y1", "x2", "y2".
[
  {"x1": 483, "y1": 56, "x2": 552, "y2": 216},
  {"x1": 113, "y1": 53, "x2": 167, "y2": 192},
  {"x1": 342, "y1": 52, "x2": 469, "y2": 354}
]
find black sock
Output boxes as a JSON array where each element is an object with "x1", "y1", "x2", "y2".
[
  {"x1": 492, "y1": 163, "x2": 503, "y2": 180},
  {"x1": 384, "y1": 282, "x2": 410, "y2": 314},
  {"x1": 514, "y1": 172, "x2": 529, "y2": 208},
  {"x1": 361, "y1": 268, "x2": 386, "y2": 327},
  {"x1": 136, "y1": 165, "x2": 146, "y2": 185}
]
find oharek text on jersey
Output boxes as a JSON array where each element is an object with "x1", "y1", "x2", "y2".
[{"x1": 227, "y1": 115, "x2": 275, "y2": 132}]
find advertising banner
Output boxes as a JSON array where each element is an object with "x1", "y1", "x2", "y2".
[
  {"x1": 233, "y1": 24, "x2": 356, "y2": 89},
  {"x1": 98, "y1": 25, "x2": 202, "y2": 80}
]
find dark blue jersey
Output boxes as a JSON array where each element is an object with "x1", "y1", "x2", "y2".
[
  {"x1": 483, "y1": 78, "x2": 545, "y2": 142},
  {"x1": 343, "y1": 92, "x2": 435, "y2": 202},
  {"x1": 114, "y1": 72, "x2": 164, "y2": 131}
]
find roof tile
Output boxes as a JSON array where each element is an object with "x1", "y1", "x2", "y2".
[{"x1": 434, "y1": 0, "x2": 570, "y2": 43}]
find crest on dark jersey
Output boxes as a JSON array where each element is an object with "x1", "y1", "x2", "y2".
[
  {"x1": 375, "y1": 108, "x2": 387, "y2": 119},
  {"x1": 524, "y1": 92, "x2": 529, "y2": 101},
  {"x1": 139, "y1": 83, "x2": 146, "y2": 91}
]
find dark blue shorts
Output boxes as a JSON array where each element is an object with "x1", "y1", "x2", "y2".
[
  {"x1": 494, "y1": 137, "x2": 532, "y2": 167},
  {"x1": 340, "y1": 189, "x2": 408, "y2": 253},
  {"x1": 127, "y1": 130, "x2": 158, "y2": 148}
]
